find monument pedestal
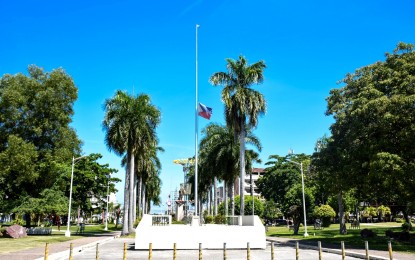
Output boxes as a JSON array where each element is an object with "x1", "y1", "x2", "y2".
[{"x1": 135, "y1": 214, "x2": 266, "y2": 249}]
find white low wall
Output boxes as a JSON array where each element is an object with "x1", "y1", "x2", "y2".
[{"x1": 135, "y1": 214, "x2": 266, "y2": 249}]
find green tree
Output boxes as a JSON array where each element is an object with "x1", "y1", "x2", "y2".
[
  {"x1": 103, "y1": 90, "x2": 161, "y2": 235},
  {"x1": 0, "y1": 65, "x2": 81, "y2": 214},
  {"x1": 210, "y1": 55, "x2": 267, "y2": 216},
  {"x1": 311, "y1": 135, "x2": 351, "y2": 234},
  {"x1": 234, "y1": 195, "x2": 264, "y2": 216},
  {"x1": 262, "y1": 200, "x2": 283, "y2": 222},
  {"x1": 69, "y1": 153, "x2": 119, "y2": 216},
  {"x1": 324, "y1": 42, "x2": 415, "y2": 228},
  {"x1": 257, "y1": 153, "x2": 313, "y2": 235}
]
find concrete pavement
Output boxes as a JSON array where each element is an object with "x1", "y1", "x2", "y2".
[{"x1": 1, "y1": 233, "x2": 414, "y2": 260}]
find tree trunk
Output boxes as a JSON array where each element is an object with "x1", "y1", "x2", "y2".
[
  {"x1": 338, "y1": 191, "x2": 347, "y2": 235},
  {"x1": 137, "y1": 176, "x2": 142, "y2": 218},
  {"x1": 122, "y1": 165, "x2": 130, "y2": 236},
  {"x1": 142, "y1": 184, "x2": 146, "y2": 214},
  {"x1": 133, "y1": 173, "x2": 137, "y2": 222},
  {"x1": 239, "y1": 129, "x2": 246, "y2": 216},
  {"x1": 224, "y1": 181, "x2": 228, "y2": 218},
  {"x1": 206, "y1": 188, "x2": 210, "y2": 216},
  {"x1": 214, "y1": 177, "x2": 218, "y2": 216},
  {"x1": 128, "y1": 154, "x2": 135, "y2": 233},
  {"x1": 231, "y1": 180, "x2": 235, "y2": 216},
  {"x1": 25, "y1": 213, "x2": 31, "y2": 228},
  {"x1": 403, "y1": 210, "x2": 413, "y2": 229}
]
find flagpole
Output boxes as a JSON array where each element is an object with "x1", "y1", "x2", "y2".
[{"x1": 194, "y1": 24, "x2": 200, "y2": 217}]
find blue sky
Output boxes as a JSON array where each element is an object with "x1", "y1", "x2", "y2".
[{"x1": 2, "y1": 0, "x2": 415, "y2": 211}]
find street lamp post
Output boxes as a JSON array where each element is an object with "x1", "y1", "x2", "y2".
[
  {"x1": 286, "y1": 159, "x2": 309, "y2": 237},
  {"x1": 104, "y1": 174, "x2": 110, "y2": 231},
  {"x1": 65, "y1": 155, "x2": 88, "y2": 237}
]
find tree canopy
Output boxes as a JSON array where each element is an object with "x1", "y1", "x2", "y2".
[
  {"x1": 0, "y1": 65, "x2": 82, "y2": 213},
  {"x1": 0, "y1": 66, "x2": 120, "y2": 226},
  {"x1": 312, "y1": 42, "x2": 415, "y2": 229}
]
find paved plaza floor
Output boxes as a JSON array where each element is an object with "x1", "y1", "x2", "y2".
[
  {"x1": 1, "y1": 232, "x2": 414, "y2": 260},
  {"x1": 55, "y1": 238, "x2": 364, "y2": 260}
]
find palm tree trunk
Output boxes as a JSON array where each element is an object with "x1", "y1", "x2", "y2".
[
  {"x1": 224, "y1": 181, "x2": 228, "y2": 218},
  {"x1": 231, "y1": 180, "x2": 235, "y2": 216},
  {"x1": 209, "y1": 185, "x2": 213, "y2": 216},
  {"x1": 239, "y1": 129, "x2": 246, "y2": 216},
  {"x1": 338, "y1": 191, "x2": 347, "y2": 235},
  {"x1": 128, "y1": 154, "x2": 135, "y2": 233},
  {"x1": 137, "y1": 176, "x2": 142, "y2": 217},
  {"x1": 122, "y1": 165, "x2": 130, "y2": 235},
  {"x1": 214, "y1": 177, "x2": 218, "y2": 216},
  {"x1": 133, "y1": 173, "x2": 137, "y2": 222},
  {"x1": 208, "y1": 186, "x2": 213, "y2": 216},
  {"x1": 142, "y1": 184, "x2": 146, "y2": 214}
]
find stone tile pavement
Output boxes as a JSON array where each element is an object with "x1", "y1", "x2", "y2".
[{"x1": 1, "y1": 232, "x2": 414, "y2": 260}]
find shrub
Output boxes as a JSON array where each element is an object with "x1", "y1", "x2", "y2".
[
  {"x1": 360, "y1": 228, "x2": 376, "y2": 238},
  {"x1": 401, "y1": 222, "x2": 412, "y2": 232},
  {"x1": 313, "y1": 205, "x2": 336, "y2": 227},
  {"x1": 395, "y1": 218, "x2": 404, "y2": 223},
  {"x1": 13, "y1": 218, "x2": 25, "y2": 226},
  {"x1": 214, "y1": 215, "x2": 226, "y2": 224},
  {"x1": 204, "y1": 215, "x2": 214, "y2": 224}
]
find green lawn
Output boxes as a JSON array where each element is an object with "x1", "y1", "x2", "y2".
[
  {"x1": 0, "y1": 224, "x2": 121, "y2": 254},
  {"x1": 267, "y1": 222, "x2": 415, "y2": 254}
]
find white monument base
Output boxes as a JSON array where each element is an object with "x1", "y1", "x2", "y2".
[{"x1": 135, "y1": 214, "x2": 266, "y2": 249}]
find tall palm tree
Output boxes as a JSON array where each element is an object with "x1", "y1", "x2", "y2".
[
  {"x1": 103, "y1": 90, "x2": 160, "y2": 235},
  {"x1": 199, "y1": 124, "x2": 238, "y2": 216},
  {"x1": 209, "y1": 55, "x2": 266, "y2": 215},
  {"x1": 136, "y1": 145, "x2": 163, "y2": 216},
  {"x1": 199, "y1": 123, "x2": 261, "y2": 216}
]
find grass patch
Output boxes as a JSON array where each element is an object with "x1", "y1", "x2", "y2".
[
  {"x1": 0, "y1": 223, "x2": 122, "y2": 254},
  {"x1": 267, "y1": 222, "x2": 415, "y2": 254}
]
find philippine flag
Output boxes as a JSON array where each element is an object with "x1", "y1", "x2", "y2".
[{"x1": 198, "y1": 103, "x2": 212, "y2": 120}]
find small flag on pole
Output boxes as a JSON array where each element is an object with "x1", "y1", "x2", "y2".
[{"x1": 198, "y1": 103, "x2": 212, "y2": 120}]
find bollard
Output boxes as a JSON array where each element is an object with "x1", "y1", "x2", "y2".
[
  {"x1": 173, "y1": 243, "x2": 177, "y2": 260},
  {"x1": 149, "y1": 242, "x2": 153, "y2": 260},
  {"x1": 69, "y1": 243, "x2": 73, "y2": 260},
  {"x1": 365, "y1": 241, "x2": 369, "y2": 260},
  {"x1": 44, "y1": 242, "x2": 49, "y2": 260},
  {"x1": 247, "y1": 242, "x2": 250, "y2": 260},
  {"x1": 318, "y1": 241, "x2": 322, "y2": 260},
  {"x1": 123, "y1": 242, "x2": 127, "y2": 260},
  {"x1": 271, "y1": 242, "x2": 274, "y2": 260},
  {"x1": 296, "y1": 241, "x2": 299, "y2": 260},
  {"x1": 388, "y1": 241, "x2": 393, "y2": 260},
  {"x1": 96, "y1": 243, "x2": 99, "y2": 260},
  {"x1": 199, "y1": 243, "x2": 202, "y2": 260},
  {"x1": 223, "y1": 242, "x2": 227, "y2": 260},
  {"x1": 341, "y1": 241, "x2": 345, "y2": 260}
]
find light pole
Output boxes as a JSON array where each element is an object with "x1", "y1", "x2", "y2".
[
  {"x1": 65, "y1": 155, "x2": 88, "y2": 237},
  {"x1": 104, "y1": 174, "x2": 110, "y2": 231},
  {"x1": 286, "y1": 159, "x2": 309, "y2": 237}
]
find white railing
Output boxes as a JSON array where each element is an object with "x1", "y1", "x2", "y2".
[
  {"x1": 226, "y1": 216, "x2": 241, "y2": 225},
  {"x1": 151, "y1": 215, "x2": 172, "y2": 226}
]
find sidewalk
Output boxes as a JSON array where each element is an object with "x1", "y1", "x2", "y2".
[
  {"x1": 0, "y1": 231, "x2": 121, "y2": 260},
  {"x1": 267, "y1": 236, "x2": 415, "y2": 260}
]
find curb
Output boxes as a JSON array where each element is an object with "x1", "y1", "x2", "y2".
[
  {"x1": 266, "y1": 238, "x2": 389, "y2": 260},
  {"x1": 35, "y1": 233, "x2": 121, "y2": 260}
]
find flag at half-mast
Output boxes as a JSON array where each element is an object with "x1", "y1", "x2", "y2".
[{"x1": 198, "y1": 102, "x2": 212, "y2": 120}]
